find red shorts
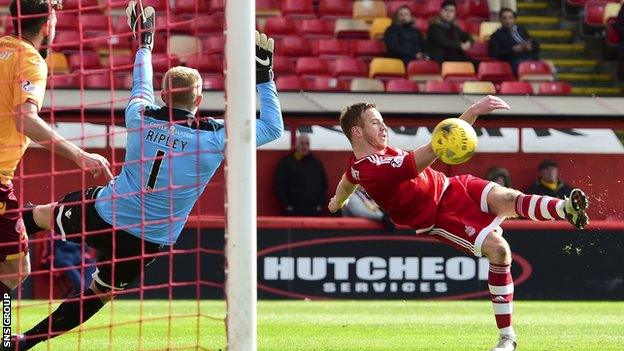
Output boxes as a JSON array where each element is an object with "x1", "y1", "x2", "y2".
[
  {"x1": 428, "y1": 175, "x2": 504, "y2": 257},
  {"x1": 0, "y1": 182, "x2": 29, "y2": 262}
]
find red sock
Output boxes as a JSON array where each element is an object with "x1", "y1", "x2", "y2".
[
  {"x1": 489, "y1": 263, "x2": 515, "y2": 336},
  {"x1": 515, "y1": 194, "x2": 565, "y2": 221}
]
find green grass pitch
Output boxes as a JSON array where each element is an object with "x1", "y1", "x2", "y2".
[{"x1": 11, "y1": 300, "x2": 624, "y2": 350}]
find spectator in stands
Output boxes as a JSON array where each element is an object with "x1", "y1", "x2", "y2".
[
  {"x1": 487, "y1": 0, "x2": 517, "y2": 20},
  {"x1": 384, "y1": 5, "x2": 428, "y2": 66},
  {"x1": 274, "y1": 134, "x2": 328, "y2": 216},
  {"x1": 427, "y1": 0, "x2": 473, "y2": 65},
  {"x1": 525, "y1": 160, "x2": 573, "y2": 199},
  {"x1": 489, "y1": 8, "x2": 540, "y2": 74},
  {"x1": 342, "y1": 186, "x2": 395, "y2": 231},
  {"x1": 616, "y1": 4, "x2": 624, "y2": 53},
  {"x1": 486, "y1": 166, "x2": 512, "y2": 188}
]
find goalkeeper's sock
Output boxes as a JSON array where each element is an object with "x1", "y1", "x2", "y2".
[
  {"x1": 488, "y1": 263, "x2": 515, "y2": 338},
  {"x1": 22, "y1": 204, "x2": 44, "y2": 235},
  {"x1": 23, "y1": 288, "x2": 106, "y2": 350},
  {"x1": 515, "y1": 194, "x2": 565, "y2": 221}
]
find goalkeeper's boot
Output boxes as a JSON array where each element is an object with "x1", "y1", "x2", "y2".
[
  {"x1": 490, "y1": 334, "x2": 516, "y2": 351},
  {"x1": 564, "y1": 189, "x2": 589, "y2": 229}
]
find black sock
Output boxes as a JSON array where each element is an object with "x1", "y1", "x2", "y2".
[
  {"x1": 0, "y1": 281, "x2": 11, "y2": 295},
  {"x1": 22, "y1": 205, "x2": 43, "y2": 235},
  {"x1": 23, "y1": 288, "x2": 106, "y2": 350}
]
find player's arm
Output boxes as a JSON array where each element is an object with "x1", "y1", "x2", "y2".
[
  {"x1": 328, "y1": 174, "x2": 357, "y2": 213},
  {"x1": 126, "y1": 1, "x2": 156, "y2": 113},
  {"x1": 412, "y1": 95, "x2": 511, "y2": 173},
  {"x1": 255, "y1": 31, "x2": 284, "y2": 146},
  {"x1": 14, "y1": 102, "x2": 113, "y2": 180}
]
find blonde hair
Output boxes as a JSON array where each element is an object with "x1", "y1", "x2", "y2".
[{"x1": 162, "y1": 66, "x2": 202, "y2": 109}]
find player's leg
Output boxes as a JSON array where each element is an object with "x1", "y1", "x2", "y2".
[
  {"x1": 481, "y1": 231, "x2": 517, "y2": 351},
  {"x1": 0, "y1": 254, "x2": 31, "y2": 294},
  {"x1": 486, "y1": 186, "x2": 589, "y2": 229}
]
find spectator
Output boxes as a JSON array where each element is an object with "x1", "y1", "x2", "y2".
[
  {"x1": 427, "y1": 0, "x2": 473, "y2": 65},
  {"x1": 384, "y1": 5, "x2": 428, "y2": 66},
  {"x1": 487, "y1": 0, "x2": 517, "y2": 19},
  {"x1": 485, "y1": 166, "x2": 512, "y2": 188},
  {"x1": 489, "y1": 8, "x2": 540, "y2": 74},
  {"x1": 615, "y1": 4, "x2": 624, "y2": 53},
  {"x1": 525, "y1": 160, "x2": 573, "y2": 199},
  {"x1": 342, "y1": 186, "x2": 395, "y2": 231},
  {"x1": 274, "y1": 134, "x2": 328, "y2": 216}
]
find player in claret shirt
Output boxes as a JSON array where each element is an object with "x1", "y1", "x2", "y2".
[{"x1": 328, "y1": 96, "x2": 589, "y2": 351}]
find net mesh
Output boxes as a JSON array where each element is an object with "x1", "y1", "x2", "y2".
[{"x1": 3, "y1": 0, "x2": 224, "y2": 349}]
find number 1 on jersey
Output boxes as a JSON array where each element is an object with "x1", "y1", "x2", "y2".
[{"x1": 146, "y1": 150, "x2": 166, "y2": 192}]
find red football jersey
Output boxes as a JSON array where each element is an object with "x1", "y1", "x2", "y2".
[{"x1": 345, "y1": 146, "x2": 448, "y2": 231}]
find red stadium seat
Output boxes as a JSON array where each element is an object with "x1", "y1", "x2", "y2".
[
  {"x1": 142, "y1": 0, "x2": 169, "y2": 10},
  {"x1": 333, "y1": 58, "x2": 369, "y2": 79},
  {"x1": 80, "y1": 14, "x2": 112, "y2": 33},
  {"x1": 386, "y1": 1, "x2": 419, "y2": 16},
  {"x1": 538, "y1": 81, "x2": 572, "y2": 95},
  {"x1": 202, "y1": 75, "x2": 224, "y2": 91},
  {"x1": 310, "y1": 76, "x2": 349, "y2": 91},
  {"x1": 48, "y1": 73, "x2": 78, "y2": 89},
  {"x1": 584, "y1": 1, "x2": 609, "y2": 26},
  {"x1": 607, "y1": 18, "x2": 620, "y2": 45},
  {"x1": 257, "y1": 0, "x2": 281, "y2": 17},
  {"x1": 187, "y1": 55, "x2": 223, "y2": 75},
  {"x1": 499, "y1": 81, "x2": 534, "y2": 95},
  {"x1": 425, "y1": 80, "x2": 460, "y2": 93},
  {"x1": 263, "y1": 17, "x2": 298, "y2": 38},
  {"x1": 413, "y1": 18, "x2": 429, "y2": 33},
  {"x1": 190, "y1": 15, "x2": 224, "y2": 35},
  {"x1": 386, "y1": 79, "x2": 420, "y2": 92},
  {"x1": 276, "y1": 75, "x2": 307, "y2": 91},
  {"x1": 173, "y1": 0, "x2": 208, "y2": 15},
  {"x1": 319, "y1": 0, "x2": 353, "y2": 19},
  {"x1": 107, "y1": 54, "x2": 134, "y2": 72},
  {"x1": 298, "y1": 19, "x2": 335, "y2": 39},
  {"x1": 272, "y1": 56, "x2": 296, "y2": 75},
  {"x1": 54, "y1": 12, "x2": 78, "y2": 31},
  {"x1": 351, "y1": 39, "x2": 385, "y2": 60},
  {"x1": 517, "y1": 60, "x2": 553, "y2": 81},
  {"x1": 407, "y1": 60, "x2": 441, "y2": 82},
  {"x1": 209, "y1": 0, "x2": 225, "y2": 14},
  {"x1": 422, "y1": 0, "x2": 445, "y2": 18},
  {"x1": 152, "y1": 53, "x2": 181, "y2": 72},
  {"x1": 204, "y1": 36, "x2": 225, "y2": 56},
  {"x1": 314, "y1": 39, "x2": 351, "y2": 58},
  {"x1": 457, "y1": 0, "x2": 490, "y2": 19},
  {"x1": 281, "y1": 0, "x2": 316, "y2": 18},
  {"x1": 295, "y1": 57, "x2": 331, "y2": 77},
  {"x1": 68, "y1": 52, "x2": 101, "y2": 71},
  {"x1": 334, "y1": 19, "x2": 370, "y2": 39},
  {"x1": 52, "y1": 31, "x2": 82, "y2": 51},
  {"x1": 477, "y1": 61, "x2": 515, "y2": 83},
  {"x1": 82, "y1": 71, "x2": 113, "y2": 89},
  {"x1": 277, "y1": 36, "x2": 312, "y2": 56},
  {"x1": 466, "y1": 41, "x2": 493, "y2": 61}
]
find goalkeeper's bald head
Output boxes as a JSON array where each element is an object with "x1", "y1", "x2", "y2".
[{"x1": 161, "y1": 66, "x2": 203, "y2": 113}]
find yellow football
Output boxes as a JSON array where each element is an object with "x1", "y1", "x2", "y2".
[{"x1": 431, "y1": 118, "x2": 478, "y2": 165}]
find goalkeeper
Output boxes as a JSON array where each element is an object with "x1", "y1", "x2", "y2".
[{"x1": 8, "y1": 1, "x2": 283, "y2": 349}]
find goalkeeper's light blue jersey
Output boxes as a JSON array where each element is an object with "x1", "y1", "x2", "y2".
[{"x1": 94, "y1": 48, "x2": 283, "y2": 245}]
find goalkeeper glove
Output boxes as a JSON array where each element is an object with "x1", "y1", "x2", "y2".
[
  {"x1": 256, "y1": 30, "x2": 274, "y2": 84},
  {"x1": 126, "y1": 0, "x2": 156, "y2": 51}
]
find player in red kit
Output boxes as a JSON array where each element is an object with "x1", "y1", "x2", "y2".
[{"x1": 328, "y1": 96, "x2": 589, "y2": 351}]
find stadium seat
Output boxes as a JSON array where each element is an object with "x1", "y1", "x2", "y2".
[
  {"x1": 584, "y1": 1, "x2": 608, "y2": 26},
  {"x1": 457, "y1": 0, "x2": 490, "y2": 20},
  {"x1": 54, "y1": 12, "x2": 78, "y2": 31},
  {"x1": 386, "y1": 79, "x2": 420, "y2": 92},
  {"x1": 351, "y1": 39, "x2": 386, "y2": 60},
  {"x1": 315, "y1": 39, "x2": 351, "y2": 58},
  {"x1": 538, "y1": 81, "x2": 572, "y2": 96},
  {"x1": 607, "y1": 18, "x2": 620, "y2": 46},
  {"x1": 204, "y1": 36, "x2": 225, "y2": 56},
  {"x1": 106, "y1": 54, "x2": 134, "y2": 72},
  {"x1": 114, "y1": 74, "x2": 133, "y2": 89},
  {"x1": 48, "y1": 73, "x2": 78, "y2": 89},
  {"x1": 69, "y1": 52, "x2": 102, "y2": 71},
  {"x1": 353, "y1": 1, "x2": 388, "y2": 21},
  {"x1": 257, "y1": 0, "x2": 281, "y2": 17},
  {"x1": 51, "y1": 31, "x2": 82, "y2": 51},
  {"x1": 209, "y1": 0, "x2": 225, "y2": 14},
  {"x1": 168, "y1": 35, "x2": 203, "y2": 62},
  {"x1": 333, "y1": 58, "x2": 369, "y2": 79},
  {"x1": 160, "y1": 16, "x2": 194, "y2": 34},
  {"x1": 603, "y1": 2, "x2": 622, "y2": 24},
  {"x1": 413, "y1": 18, "x2": 429, "y2": 33},
  {"x1": 272, "y1": 56, "x2": 296, "y2": 75},
  {"x1": 277, "y1": 36, "x2": 313, "y2": 56},
  {"x1": 263, "y1": 17, "x2": 298, "y2": 38},
  {"x1": 386, "y1": 1, "x2": 419, "y2": 16},
  {"x1": 295, "y1": 57, "x2": 331, "y2": 77},
  {"x1": 62, "y1": 0, "x2": 99, "y2": 12},
  {"x1": 407, "y1": 60, "x2": 441, "y2": 83},
  {"x1": 191, "y1": 15, "x2": 224, "y2": 35},
  {"x1": 369, "y1": 58, "x2": 405, "y2": 80},
  {"x1": 318, "y1": 0, "x2": 353, "y2": 19},
  {"x1": 518, "y1": 60, "x2": 554, "y2": 82},
  {"x1": 142, "y1": 0, "x2": 169, "y2": 10},
  {"x1": 281, "y1": 0, "x2": 316, "y2": 18},
  {"x1": 310, "y1": 76, "x2": 350, "y2": 91},
  {"x1": 422, "y1": 0, "x2": 445, "y2": 18},
  {"x1": 80, "y1": 14, "x2": 112, "y2": 33},
  {"x1": 187, "y1": 55, "x2": 223, "y2": 75},
  {"x1": 499, "y1": 81, "x2": 534, "y2": 95},
  {"x1": 441, "y1": 61, "x2": 476, "y2": 80},
  {"x1": 46, "y1": 52, "x2": 69, "y2": 74},
  {"x1": 202, "y1": 75, "x2": 225, "y2": 91},
  {"x1": 298, "y1": 19, "x2": 335, "y2": 39},
  {"x1": 350, "y1": 78, "x2": 385, "y2": 92},
  {"x1": 173, "y1": 0, "x2": 208, "y2": 15},
  {"x1": 152, "y1": 53, "x2": 181, "y2": 72},
  {"x1": 276, "y1": 75, "x2": 307, "y2": 91},
  {"x1": 461, "y1": 81, "x2": 496, "y2": 94},
  {"x1": 369, "y1": 17, "x2": 393, "y2": 39},
  {"x1": 466, "y1": 41, "x2": 493, "y2": 61},
  {"x1": 477, "y1": 61, "x2": 515, "y2": 83},
  {"x1": 334, "y1": 19, "x2": 370, "y2": 39},
  {"x1": 479, "y1": 21, "x2": 501, "y2": 42},
  {"x1": 82, "y1": 72, "x2": 113, "y2": 89},
  {"x1": 425, "y1": 80, "x2": 460, "y2": 93}
]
